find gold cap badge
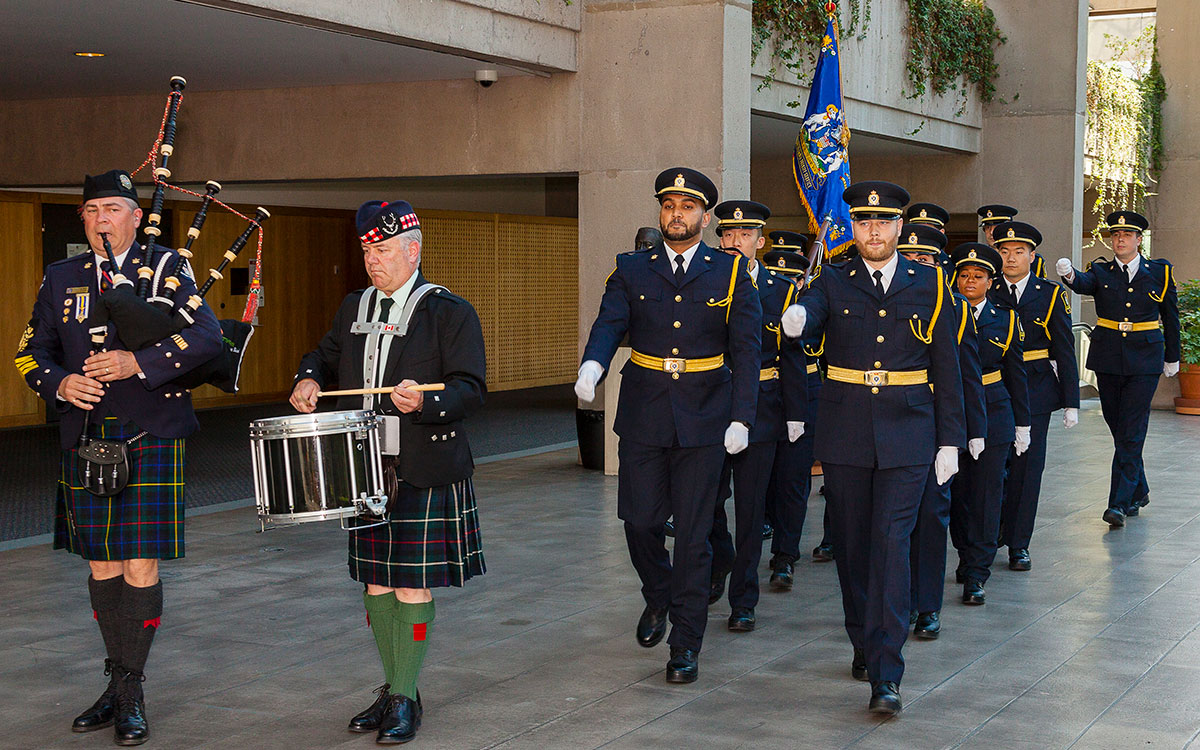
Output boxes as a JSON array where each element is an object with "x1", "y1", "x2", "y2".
[
  {"x1": 919, "y1": 208, "x2": 928, "y2": 218},
  {"x1": 733, "y1": 207, "x2": 743, "y2": 220},
  {"x1": 777, "y1": 258, "x2": 786, "y2": 267},
  {"x1": 968, "y1": 249, "x2": 977, "y2": 259},
  {"x1": 119, "y1": 174, "x2": 133, "y2": 190},
  {"x1": 1117, "y1": 215, "x2": 1125, "y2": 225},
  {"x1": 674, "y1": 173, "x2": 685, "y2": 188},
  {"x1": 908, "y1": 233, "x2": 918, "y2": 244},
  {"x1": 1006, "y1": 228, "x2": 1016, "y2": 239},
  {"x1": 986, "y1": 210, "x2": 994, "y2": 218},
  {"x1": 867, "y1": 191, "x2": 880, "y2": 206}
]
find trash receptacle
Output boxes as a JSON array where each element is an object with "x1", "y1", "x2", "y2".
[{"x1": 576, "y1": 408, "x2": 605, "y2": 470}]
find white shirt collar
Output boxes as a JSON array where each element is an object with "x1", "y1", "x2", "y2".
[
  {"x1": 1117, "y1": 254, "x2": 1140, "y2": 280},
  {"x1": 862, "y1": 252, "x2": 899, "y2": 293},
  {"x1": 668, "y1": 242, "x2": 701, "y2": 274},
  {"x1": 973, "y1": 299, "x2": 987, "y2": 319},
  {"x1": 375, "y1": 269, "x2": 421, "y2": 317},
  {"x1": 749, "y1": 258, "x2": 760, "y2": 283},
  {"x1": 1005, "y1": 272, "x2": 1032, "y2": 301},
  {"x1": 93, "y1": 246, "x2": 131, "y2": 283}
]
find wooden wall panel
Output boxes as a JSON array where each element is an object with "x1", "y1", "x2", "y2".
[{"x1": 0, "y1": 195, "x2": 43, "y2": 427}]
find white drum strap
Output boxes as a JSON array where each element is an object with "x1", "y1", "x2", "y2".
[{"x1": 350, "y1": 283, "x2": 446, "y2": 411}]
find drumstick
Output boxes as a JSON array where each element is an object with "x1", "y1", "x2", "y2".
[{"x1": 317, "y1": 383, "x2": 446, "y2": 397}]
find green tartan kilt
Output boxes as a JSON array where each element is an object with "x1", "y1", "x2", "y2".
[
  {"x1": 347, "y1": 477, "x2": 485, "y2": 589},
  {"x1": 54, "y1": 417, "x2": 186, "y2": 561}
]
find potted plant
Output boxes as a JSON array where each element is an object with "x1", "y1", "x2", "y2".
[{"x1": 1176, "y1": 279, "x2": 1200, "y2": 414}]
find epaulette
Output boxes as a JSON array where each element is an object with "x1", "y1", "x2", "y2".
[
  {"x1": 1086, "y1": 255, "x2": 1108, "y2": 272},
  {"x1": 46, "y1": 252, "x2": 92, "y2": 270}
]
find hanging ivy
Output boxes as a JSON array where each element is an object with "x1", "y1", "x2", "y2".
[
  {"x1": 1085, "y1": 26, "x2": 1164, "y2": 247},
  {"x1": 751, "y1": 0, "x2": 870, "y2": 103}
]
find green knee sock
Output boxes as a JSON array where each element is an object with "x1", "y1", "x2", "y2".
[
  {"x1": 391, "y1": 599, "x2": 435, "y2": 701},
  {"x1": 363, "y1": 591, "x2": 397, "y2": 686}
]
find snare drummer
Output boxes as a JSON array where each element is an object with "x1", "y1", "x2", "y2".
[{"x1": 290, "y1": 199, "x2": 486, "y2": 745}]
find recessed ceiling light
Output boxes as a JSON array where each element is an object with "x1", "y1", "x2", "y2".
[{"x1": 74, "y1": 52, "x2": 105, "y2": 58}]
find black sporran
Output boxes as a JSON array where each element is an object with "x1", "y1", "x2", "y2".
[{"x1": 76, "y1": 433, "x2": 143, "y2": 497}]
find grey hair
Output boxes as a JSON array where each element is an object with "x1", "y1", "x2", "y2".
[{"x1": 398, "y1": 227, "x2": 422, "y2": 249}]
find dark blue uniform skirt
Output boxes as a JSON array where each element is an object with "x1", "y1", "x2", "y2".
[
  {"x1": 54, "y1": 417, "x2": 186, "y2": 561},
  {"x1": 348, "y1": 477, "x2": 485, "y2": 589}
]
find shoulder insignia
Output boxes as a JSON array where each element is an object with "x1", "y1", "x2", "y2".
[{"x1": 16, "y1": 325, "x2": 33, "y2": 353}]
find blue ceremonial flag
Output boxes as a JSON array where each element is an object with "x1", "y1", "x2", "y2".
[{"x1": 792, "y1": 13, "x2": 853, "y2": 261}]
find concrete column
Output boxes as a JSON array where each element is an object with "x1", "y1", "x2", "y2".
[{"x1": 575, "y1": 0, "x2": 752, "y2": 470}]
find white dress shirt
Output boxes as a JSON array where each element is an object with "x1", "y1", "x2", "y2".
[
  {"x1": 668, "y1": 242, "x2": 701, "y2": 274},
  {"x1": 863, "y1": 252, "x2": 900, "y2": 293},
  {"x1": 1005, "y1": 272, "x2": 1032, "y2": 303},
  {"x1": 365, "y1": 270, "x2": 422, "y2": 396}
]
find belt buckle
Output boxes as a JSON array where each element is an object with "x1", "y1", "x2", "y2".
[
  {"x1": 863, "y1": 370, "x2": 888, "y2": 387},
  {"x1": 1117, "y1": 321, "x2": 1133, "y2": 332},
  {"x1": 662, "y1": 357, "x2": 685, "y2": 374}
]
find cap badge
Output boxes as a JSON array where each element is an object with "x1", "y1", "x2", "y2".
[
  {"x1": 1117, "y1": 215, "x2": 1125, "y2": 225},
  {"x1": 381, "y1": 213, "x2": 399, "y2": 235},
  {"x1": 775, "y1": 237, "x2": 783, "y2": 245},
  {"x1": 1006, "y1": 228, "x2": 1016, "y2": 239},
  {"x1": 919, "y1": 208, "x2": 928, "y2": 218},
  {"x1": 119, "y1": 174, "x2": 133, "y2": 190},
  {"x1": 908, "y1": 233, "x2": 918, "y2": 244},
  {"x1": 968, "y1": 249, "x2": 977, "y2": 259},
  {"x1": 986, "y1": 209, "x2": 994, "y2": 218},
  {"x1": 867, "y1": 191, "x2": 880, "y2": 206},
  {"x1": 733, "y1": 207, "x2": 743, "y2": 220},
  {"x1": 777, "y1": 258, "x2": 786, "y2": 267},
  {"x1": 674, "y1": 173, "x2": 685, "y2": 188}
]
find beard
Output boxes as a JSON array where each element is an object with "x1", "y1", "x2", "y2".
[
  {"x1": 662, "y1": 215, "x2": 702, "y2": 242},
  {"x1": 857, "y1": 236, "x2": 897, "y2": 262}
]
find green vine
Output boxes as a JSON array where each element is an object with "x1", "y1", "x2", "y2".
[
  {"x1": 751, "y1": 0, "x2": 871, "y2": 105},
  {"x1": 1085, "y1": 25, "x2": 1164, "y2": 247}
]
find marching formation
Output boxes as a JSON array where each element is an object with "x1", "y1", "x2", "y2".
[{"x1": 576, "y1": 168, "x2": 1181, "y2": 716}]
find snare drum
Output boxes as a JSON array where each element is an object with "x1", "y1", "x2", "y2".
[{"x1": 249, "y1": 410, "x2": 389, "y2": 530}]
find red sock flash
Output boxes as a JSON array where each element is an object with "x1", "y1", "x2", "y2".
[
  {"x1": 413, "y1": 623, "x2": 427, "y2": 641},
  {"x1": 143, "y1": 617, "x2": 161, "y2": 629}
]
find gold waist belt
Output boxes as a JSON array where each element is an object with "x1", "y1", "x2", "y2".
[
  {"x1": 1096, "y1": 318, "x2": 1160, "y2": 332},
  {"x1": 982, "y1": 370, "x2": 1002, "y2": 386},
  {"x1": 760, "y1": 367, "x2": 779, "y2": 381},
  {"x1": 1024, "y1": 349, "x2": 1049, "y2": 361},
  {"x1": 806, "y1": 362, "x2": 819, "y2": 375},
  {"x1": 630, "y1": 350, "x2": 724, "y2": 375},
  {"x1": 826, "y1": 365, "x2": 928, "y2": 387}
]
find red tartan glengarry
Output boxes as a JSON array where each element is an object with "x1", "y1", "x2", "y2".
[{"x1": 359, "y1": 213, "x2": 419, "y2": 244}]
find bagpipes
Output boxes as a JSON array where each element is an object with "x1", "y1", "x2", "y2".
[{"x1": 88, "y1": 75, "x2": 268, "y2": 393}]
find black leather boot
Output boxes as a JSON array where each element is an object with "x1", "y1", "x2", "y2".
[
  {"x1": 71, "y1": 659, "x2": 119, "y2": 733},
  {"x1": 113, "y1": 667, "x2": 149, "y2": 746},
  {"x1": 348, "y1": 683, "x2": 391, "y2": 733}
]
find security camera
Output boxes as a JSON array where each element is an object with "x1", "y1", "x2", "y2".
[{"x1": 475, "y1": 69, "x2": 498, "y2": 88}]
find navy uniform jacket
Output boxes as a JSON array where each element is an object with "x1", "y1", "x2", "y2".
[
  {"x1": 582, "y1": 242, "x2": 761, "y2": 448},
  {"x1": 755, "y1": 265, "x2": 808, "y2": 443},
  {"x1": 952, "y1": 291, "x2": 988, "y2": 443},
  {"x1": 990, "y1": 276, "x2": 1079, "y2": 415},
  {"x1": 974, "y1": 299, "x2": 1030, "y2": 443},
  {"x1": 1062, "y1": 257, "x2": 1180, "y2": 375},
  {"x1": 15, "y1": 243, "x2": 222, "y2": 449},
  {"x1": 795, "y1": 254, "x2": 966, "y2": 469},
  {"x1": 295, "y1": 273, "x2": 487, "y2": 488},
  {"x1": 1031, "y1": 252, "x2": 1047, "y2": 279}
]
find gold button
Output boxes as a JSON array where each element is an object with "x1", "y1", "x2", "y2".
[
  {"x1": 1125, "y1": 302, "x2": 1132, "y2": 308},
  {"x1": 912, "y1": 313, "x2": 919, "y2": 319},
  {"x1": 671, "y1": 347, "x2": 679, "y2": 355},
  {"x1": 709, "y1": 298, "x2": 716, "y2": 303},
  {"x1": 674, "y1": 321, "x2": 681, "y2": 328},
  {"x1": 874, "y1": 361, "x2": 882, "y2": 368},
  {"x1": 675, "y1": 294, "x2": 683, "y2": 302},
  {"x1": 174, "y1": 362, "x2": 181, "y2": 368},
  {"x1": 672, "y1": 372, "x2": 680, "y2": 380},
  {"x1": 1122, "y1": 332, "x2": 1128, "y2": 338},
  {"x1": 877, "y1": 335, "x2": 885, "y2": 343},
  {"x1": 639, "y1": 294, "x2": 645, "y2": 300},
  {"x1": 871, "y1": 386, "x2": 879, "y2": 394},
  {"x1": 165, "y1": 352, "x2": 172, "y2": 358},
  {"x1": 843, "y1": 308, "x2": 850, "y2": 314},
  {"x1": 165, "y1": 393, "x2": 172, "y2": 398},
  {"x1": 1128, "y1": 287, "x2": 1134, "y2": 293},
  {"x1": 878, "y1": 310, "x2": 887, "y2": 317}
]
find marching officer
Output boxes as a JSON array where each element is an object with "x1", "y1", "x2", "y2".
[
  {"x1": 1056, "y1": 211, "x2": 1180, "y2": 526},
  {"x1": 897, "y1": 223, "x2": 986, "y2": 638},
  {"x1": 947, "y1": 243, "x2": 1031, "y2": 606},
  {"x1": 575, "y1": 167, "x2": 761, "y2": 684},
  {"x1": 906, "y1": 202, "x2": 950, "y2": 231},
  {"x1": 781, "y1": 181, "x2": 965, "y2": 714},
  {"x1": 980, "y1": 204, "x2": 1046, "y2": 278},
  {"x1": 706, "y1": 201, "x2": 807, "y2": 631},
  {"x1": 761, "y1": 232, "x2": 827, "y2": 585},
  {"x1": 990, "y1": 221, "x2": 1079, "y2": 571}
]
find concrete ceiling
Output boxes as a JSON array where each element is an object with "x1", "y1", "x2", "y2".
[
  {"x1": 0, "y1": 0, "x2": 527, "y2": 101},
  {"x1": 751, "y1": 113, "x2": 955, "y2": 161}
]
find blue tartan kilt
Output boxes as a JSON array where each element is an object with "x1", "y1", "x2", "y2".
[
  {"x1": 347, "y1": 477, "x2": 485, "y2": 589},
  {"x1": 54, "y1": 417, "x2": 186, "y2": 561}
]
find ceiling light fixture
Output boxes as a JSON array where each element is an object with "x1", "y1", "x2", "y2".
[{"x1": 74, "y1": 52, "x2": 105, "y2": 58}]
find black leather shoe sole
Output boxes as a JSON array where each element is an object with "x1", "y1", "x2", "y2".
[
  {"x1": 812, "y1": 546, "x2": 834, "y2": 562},
  {"x1": 769, "y1": 575, "x2": 793, "y2": 592},
  {"x1": 71, "y1": 718, "x2": 114, "y2": 734},
  {"x1": 1103, "y1": 508, "x2": 1126, "y2": 528},
  {"x1": 1008, "y1": 557, "x2": 1031, "y2": 572},
  {"x1": 962, "y1": 593, "x2": 985, "y2": 606},
  {"x1": 914, "y1": 628, "x2": 940, "y2": 640},
  {"x1": 665, "y1": 668, "x2": 698, "y2": 684},
  {"x1": 869, "y1": 696, "x2": 901, "y2": 715},
  {"x1": 376, "y1": 730, "x2": 418, "y2": 745},
  {"x1": 115, "y1": 732, "x2": 149, "y2": 747},
  {"x1": 728, "y1": 619, "x2": 755, "y2": 633},
  {"x1": 1124, "y1": 505, "x2": 1139, "y2": 517}
]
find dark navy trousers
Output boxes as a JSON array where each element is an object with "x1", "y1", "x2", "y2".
[
  {"x1": 619, "y1": 439, "x2": 725, "y2": 651},
  {"x1": 825, "y1": 462, "x2": 928, "y2": 686},
  {"x1": 1001, "y1": 411, "x2": 1052, "y2": 551},
  {"x1": 950, "y1": 442, "x2": 1011, "y2": 584},
  {"x1": 908, "y1": 466, "x2": 950, "y2": 614},
  {"x1": 1096, "y1": 372, "x2": 1158, "y2": 512},
  {"x1": 764, "y1": 430, "x2": 815, "y2": 562},
  {"x1": 710, "y1": 440, "x2": 777, "y2": 609}
]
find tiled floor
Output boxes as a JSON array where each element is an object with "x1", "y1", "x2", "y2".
[{"x1": 3, "y1": 400, "x2": 1199, "y2": 749}]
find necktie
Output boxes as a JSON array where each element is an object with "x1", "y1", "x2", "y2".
[
  {"x1": 1123, "y1": 264, "x2": 1130, "y2": 282},
  {"x1": 378, "y1": 297, "x2": 394, "y2": 322},
  {"x1": 1010, "y1": 283, "x2": 1018, "y2": 302},
  {"x1": 674, "y1": 255, "x2": 686, "y2": 285},
  {"x1": 100, "y1": 261, "x2": 114, "y2": 293},
  {"x1": 872, "y1": 269, "x2": 884, "y2": 297}
]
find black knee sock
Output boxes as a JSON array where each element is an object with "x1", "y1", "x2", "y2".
[
  {"x1": 88, "y1": 575, "x2": 124, "y2": 667},
  {"x1": 118, "y1": 580, "x2": 163, "y2": 675}
]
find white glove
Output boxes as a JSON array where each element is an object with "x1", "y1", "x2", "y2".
[
  {"x1": 1055, "y1": 257, "x2": 1074, "y2": 280},
  {"x1": 724, "y1": 422, "x2": 749, "y2": 454},
  {"x1": 968, "y1": 438, "x2": 985, "y2": 460},
  {"x1": 1165, "y1": 361, "x2": 1180, "y2": 378},
  {"x1": 1014, "y1": 426, "x2": 1031, "y2": 456},
  {"x1": 934, "y1": 446, "x2": 959, "y2": 486},
  {"x1": 781, "y1": 304, "x2": 807, "y2": 338},
  {"x1": 574, "y1": 360, "x2": 604, "y2": 402},
  {"x1": 1063, "y1": 408, "x2": 1079, "y2": 429},
  {"x1": 787, "y1": 421, "x2": 805, "y2": 442}
]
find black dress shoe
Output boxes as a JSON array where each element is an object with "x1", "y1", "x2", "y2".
[
  {"x1": 869, "y1": 681, "x2": 902, "y2": 714},
  {"x1": 72, "y1": 660, "x2": 118, "y2": 733},
  {"x1": 348, "y1": 684, "x2": 391, "y2": 733},
  {"x1": 376, "y1": 692, "x2": 422, "y2": 745},
  {"x1": 1103, "y1": 507, "x2": 1126, "y2": 528},
  {"x1": 664, "y1": 519, "x2": 675, "y2": 537},
  {"x1": 709, "y1": 565, "x2": 732, "y2": 605},
  {"x1": 1009, "y1": 548, "x2": 1032, "y2": 571},
  {"x1": 1134, "y1": 494, "x2": 1150, "y2": 509},
  {"x1": 851, "y1": 648, "x2": 868, "y2": 681},
  {"x1": 636, "y1": 605, "x2": 668, "y2": 648},
  {"x1": 113, "y1": 668, "x2": 148, "y2": 747},
  {"x1": 962, "y1": 580, "x2": 986, "y2": 606},
  {"x1": 769, "y1": 558, "x2": 794, "y2": 591},
  {"x1": 761, "y1": 523, "x2": 774, "y2": 540},
  {"x1": 914, "y1": 611, "x2": 941, "y2": 639},
  {"x1": 728, "y1": 607, "x2": 756, "y2": 632},
  {"x1": 665, "y1": 647, "x2": 699, "y2": 684},
  {"x1": 1124, "y1": 504, "x2": 1139, "y2": 517},
  {"x1": 812, "y1": 543, "x2": 834, "y2": 562}
]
